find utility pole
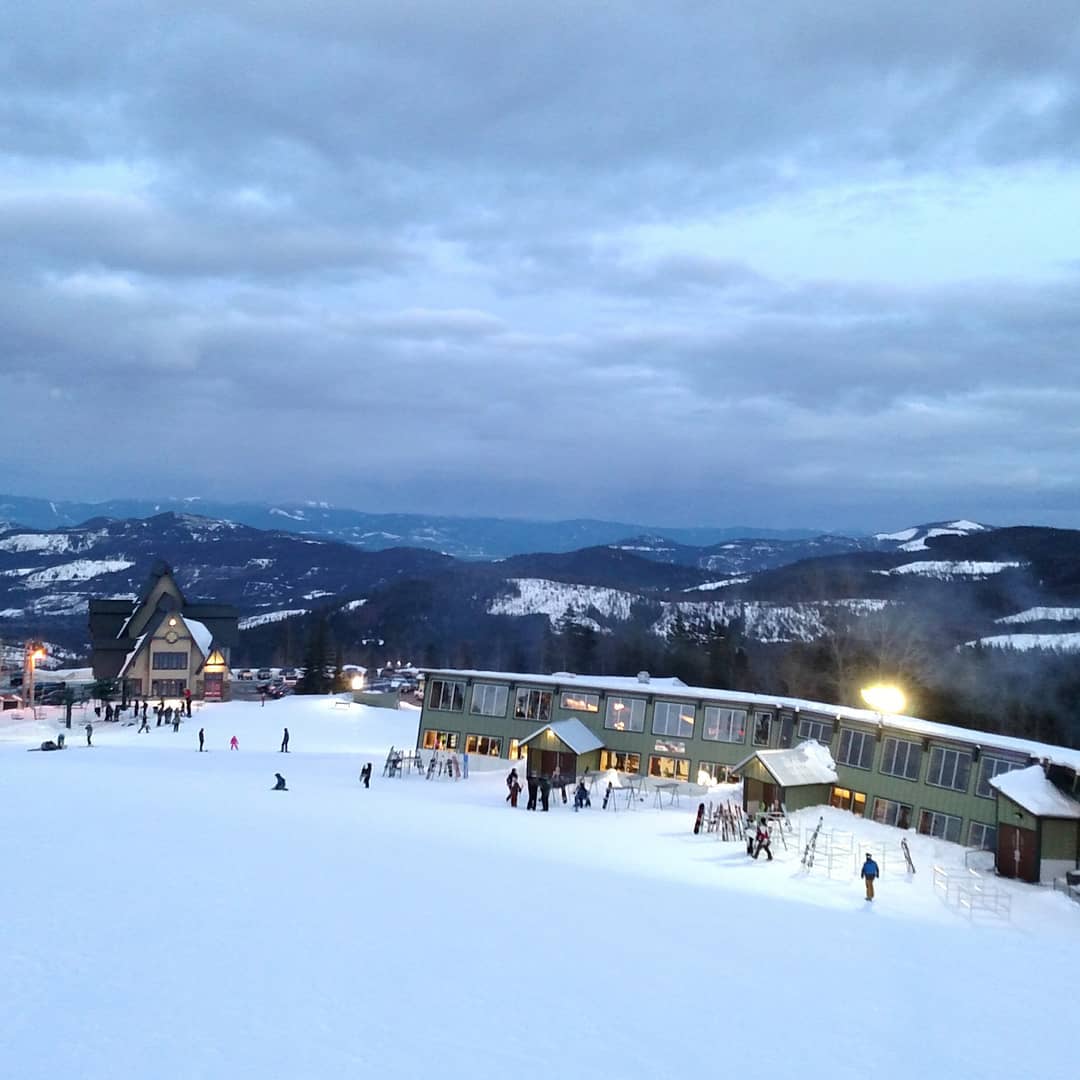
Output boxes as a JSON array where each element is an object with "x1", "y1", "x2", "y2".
[{"x1": 24, "y1": 640, "x2": 45, "y2": 711}]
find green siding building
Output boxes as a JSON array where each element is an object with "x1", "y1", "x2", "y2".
[{"x1": 418, "y1": 667, "x2": 1080, "y2": 884}]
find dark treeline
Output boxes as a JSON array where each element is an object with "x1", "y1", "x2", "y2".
[{"x1": 250, "y1": 599, "x2": 1080, "y2": 749}]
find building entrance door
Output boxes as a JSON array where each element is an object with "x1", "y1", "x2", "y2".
[{"x1": 997, "y1": 823, "x2": 1038, "y2": 883}]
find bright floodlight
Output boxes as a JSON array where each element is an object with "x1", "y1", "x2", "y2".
[
  {"x1": 861, "y1": 684, "x2": 905, "y2": 715},
  {"x1": 351, "y1": 675, "x2": 364, "y2": 691}
]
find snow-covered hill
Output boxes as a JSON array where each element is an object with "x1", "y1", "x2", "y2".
[{"x1": 0, "y1": 695, "x2": 1074, "y2": 1080}]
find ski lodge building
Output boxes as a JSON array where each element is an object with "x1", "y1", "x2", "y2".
[
  {"x1": 417, "y1": 667, "x2": 1080, "y2": 885},
  {"x1": 89, "y1": 561, "x2": 239, "y2": 702}
]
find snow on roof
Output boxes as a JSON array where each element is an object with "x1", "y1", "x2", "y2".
[
  {"x1": 181, "y1": 617, "x2": 213, "y2": 659},
  {"x1": 117, "y1": 634, "x2": 146, "y2": 678},
  {"x1": 733, "y1": 741, "x2": 837, "y2": 787},
  {"x1": 419, "y1": 669, "x2": 1080, "y2": 772},
  {"x1": 517, "y1": 719, "x2": 604, "y2": 756},
  {"x1": 990, "y1": 766, "x2": 1080, "y2": 819}
]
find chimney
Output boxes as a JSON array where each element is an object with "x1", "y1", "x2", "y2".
[{"x1": 637, "y1": 671, "x2": 650, "y2": 684}]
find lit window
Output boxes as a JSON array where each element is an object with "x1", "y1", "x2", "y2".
[
  {"x1": 560, "y1": 691, "x2": 599, "y2": 713},
  {"x1": 604, "y1": 696, "x2": 645, "y2": 733},
  {"x1": 648, "y1": 755, "x2": 690, "y2": 782},
  {"x1": 702, "y1": 707, "x2": 746, "y2": 743},
  {"x1": 652, "y1": 701, "x2": 694, "y2": 739}
]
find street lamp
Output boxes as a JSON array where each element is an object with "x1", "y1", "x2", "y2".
[
  {"x1": 860, "y1": 684, "x2": 905, "y2": 716},
  {"x1": 351, "y1": 674, "x2": 365, "y2": 692},
  {"x1": 24, "y1": 641, "x2": 46, "y2": 712}
]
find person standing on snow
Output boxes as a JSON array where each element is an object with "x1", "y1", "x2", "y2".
[
  {"x1": 753, "y1": 817, "x2": 773, "y2": 861},
  {"x1": 85, "y1": 722, "x2": 93, "y2": 747},
  {"x1": 230, "y1": 735, "x2": 239, "y2": 751},
  {"x1": 198, "y1": 727, "x2": 205, "y2": 752},
  {"x1": 280, "y1": 727, "x2": 290, "y2": 753},
  {"x1": 184, "y1": 687, "x2": 192, "y2": 718},
  {"x1": 861, "y1": 852, "x2": 880, "y2": 901}
]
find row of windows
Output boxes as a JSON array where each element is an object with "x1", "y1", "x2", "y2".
[
  {"x1": 152, "y1": 651, "x2": 189, "y2": 670},
  {"x1": 858, "y1": 791, "x2": 996, "y2": 849},
  {"x1": 429, "y1": 680, "x2": 1027, "y2": 799},
  {"x1": 431, "y1": 680, "x2": 775, "y2": 745},
  {"x1": 421, "y1": 729, "x2": 525, "y2": 758},
  {"x1": 839, "y1": 733, "x2": 1023, "y2": 800}
]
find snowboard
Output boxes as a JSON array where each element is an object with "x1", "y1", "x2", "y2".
[{"x1": 693, "y1": 802, "x2": 705, "y2": 835}]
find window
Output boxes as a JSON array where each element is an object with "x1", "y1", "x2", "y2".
[
  {"x1": 926, "y1": 747, "x2": 972, "y2": 793},
  {"x1": 830, "y1": 786, "x2": 867, "y2": 816},
  {"x1": 968, "y1": 822, "x2": 997, "y2": 850},
  {"x1": 698, "y1": 761, "x2": 736, "y2": 785},
  {"x1": 703, "y1": 706, "x2": 746, "y2": 743},
  {"x1": 752, "y1": 711, "x2": 772, "y2": 746},
  {"x1": 514, "y1": 688, "x2": 552, "y2": 721},
  {"x1": 648, "y1": 755, "x2": 690, "y2": 782},
  {"x1": 422, "y1": 729, "x2": 460, "y2": 750},
  {"x1": 508, "y1": 739, "x2": 526, "y2": 761},
  {"x1": 880, "y1": 737, "x2": 922, "y2": 781},
  {"x1": 837, "y1": 728, "x2": 874, "y2": 770},
  {"x1": 560, "y1": 691, "x2": 599, "y2": 713},
  {"x1": 470, "y1": 683, "x2": 508, "y2": 717},
  {"x1": 126, "y1": 678, "x2": 143, "y2": 697},
  {"x1": 600, "y1": 750, "x2": 641, "y2": 774},
  {"x1": 152, "y1": 651, "x2": 188, "y2": 670},
  {"x1": 605, "y1": 696, "x2": 646, "y2": 732},
  {"x1": 151, "y1": 679, "x2": 186, "y2": 697},
  {"x1": 652, "y1": 701, "x2": 694, "y2": 738},
  {"x1": 465, "y1": 734, "x2": 502, "y2": 756},
  {"x1": 918, "y1": 809, "x2": 962, "y2": 844},
  {"x1": 429, "y1": 679, "x2": 465, "y2": 712},
  {"x1": 976, "y1": 755, "x2": 1023, "y2": 799},
  {"x1": 872, "y1": 798, "x2": 913, "y2": 829},
  {"x1": 797, "y1": 716, "x2": 831, "y2": 743}
]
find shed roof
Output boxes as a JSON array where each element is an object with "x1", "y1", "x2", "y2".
[
  {"x1": 990, "y1": 765, "x2": 1080, "y2": 820},
  {"x1": 733, "y1": 741, "x2": 838, "y2": 788},
  {"x1": 517, "y1": 719, "x2": 604, "y2": 755}
]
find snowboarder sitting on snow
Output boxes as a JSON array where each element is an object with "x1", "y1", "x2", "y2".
[
  {"x1": 861, "y1": 852, "x2": 880, "y2": 901},
  {"x1": 753, "y1": 818, "x2": 773, "y2": 861},
  {"x1": 573, "y1": 780, "x2": 590, "y2": 811},
  {"x1": 272, "y1": 773, "x2": 288, "y2": 791}
]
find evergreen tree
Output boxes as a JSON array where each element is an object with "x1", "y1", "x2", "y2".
[{"x1": 297, "y1": 616, "x2": 333, "y2": 694}]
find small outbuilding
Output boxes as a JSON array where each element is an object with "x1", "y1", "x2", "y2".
[
  {"x1": 517, "y1": 719, "x2": 604, "y2": 779},
  {"x1": 733, "y1": 740, "x2": 838, "y2": 815},
  {"x1": 989, "y1": 765, "x2": 1080, "y2": 885}
]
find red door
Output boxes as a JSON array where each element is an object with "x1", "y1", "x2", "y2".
[{"x1": 997, "y1": 824, "x2": 1038, "y2": 883}]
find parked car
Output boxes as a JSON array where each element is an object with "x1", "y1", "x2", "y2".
[
  {"x1": 237, "y1": 669, "x2": 254, "y2": 681},
  {"x1": 280, "y1": 667, "x2": 297, "y2": 686},
  {"x1": 256, "y1": 668, "x2": 272, "y2": 681}
]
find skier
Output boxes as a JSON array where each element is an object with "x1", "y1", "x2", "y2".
[
  {"x1": 184, "y1": 687, "x2": 192, "y2": 718},
  {"x1": 141, "y1": 700, "x2": 148, "y2": 723},
  {"x1": 508, "y1": 772, "x2": 522, "y2": 807},
  {"x1": 526, "y1": 774, "x2": 539, "y2": 811},
  {"x1": 229, "y1": 735, "x2": 239, "y2": 751},
  {"x1": 573, "y1": 780, "x2": 590, "y2": 811},
  {"x1": 198, "y1": 727, "x2": 205, "y2": 752},
  {"x1": 272, "y1": 772, "x2": 287, "y2": 791},
  {"x1": 280, "y1": 727, "x2": 289, "y2": 753},
  {"x1": 861, "y1": 852, "x2": 880, "y2": 901},
  {"x1": 138, "y1": 714, "x2": 150, "y2": 734},
  {"x1": 360, "y1": 763, "x2": 372, "y2": 788},
  {"x1": 85, "y1": 722, "x2": 93, "y2": 747},
  {"x1": 753, "y1": 818, "x2": 773, "y2": 861},
  {"x1": 505, "y1": 768, "x2": 518, "y2": 802},
  {"x1": 173, "y1": 712, "x2": 181, "y2": 733}
]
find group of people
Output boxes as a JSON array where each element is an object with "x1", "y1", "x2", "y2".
[
  {"x1": 96, "y1": 690, "x2": 194, "y2": 727},
  {"x1": 505, "y1": 767, "x2": 591, "y2": 812}
]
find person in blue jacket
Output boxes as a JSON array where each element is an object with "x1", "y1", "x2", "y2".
[{"x1": 861, "y1": 852, "x2": 880, "y2": 901}]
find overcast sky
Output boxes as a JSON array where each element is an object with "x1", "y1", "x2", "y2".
[{"x1": 3, "y1": 1, "x2": 1080, "y2": 532}]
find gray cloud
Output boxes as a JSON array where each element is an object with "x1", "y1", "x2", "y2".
[{"x1": 2, "y1": 2, "x2": 1080, "y2": 530}]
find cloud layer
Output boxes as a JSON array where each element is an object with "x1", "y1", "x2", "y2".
[{"x1": 3, "y1": 1, "x2": 1080, "y2": 530}]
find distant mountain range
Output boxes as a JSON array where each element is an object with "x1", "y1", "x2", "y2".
[
  {"x1": 2, "y1": 507, "x2": 1079, "y2": 676},
  {"x1": 0, "y1": 493, "x2": 836, "y2": 560}
]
